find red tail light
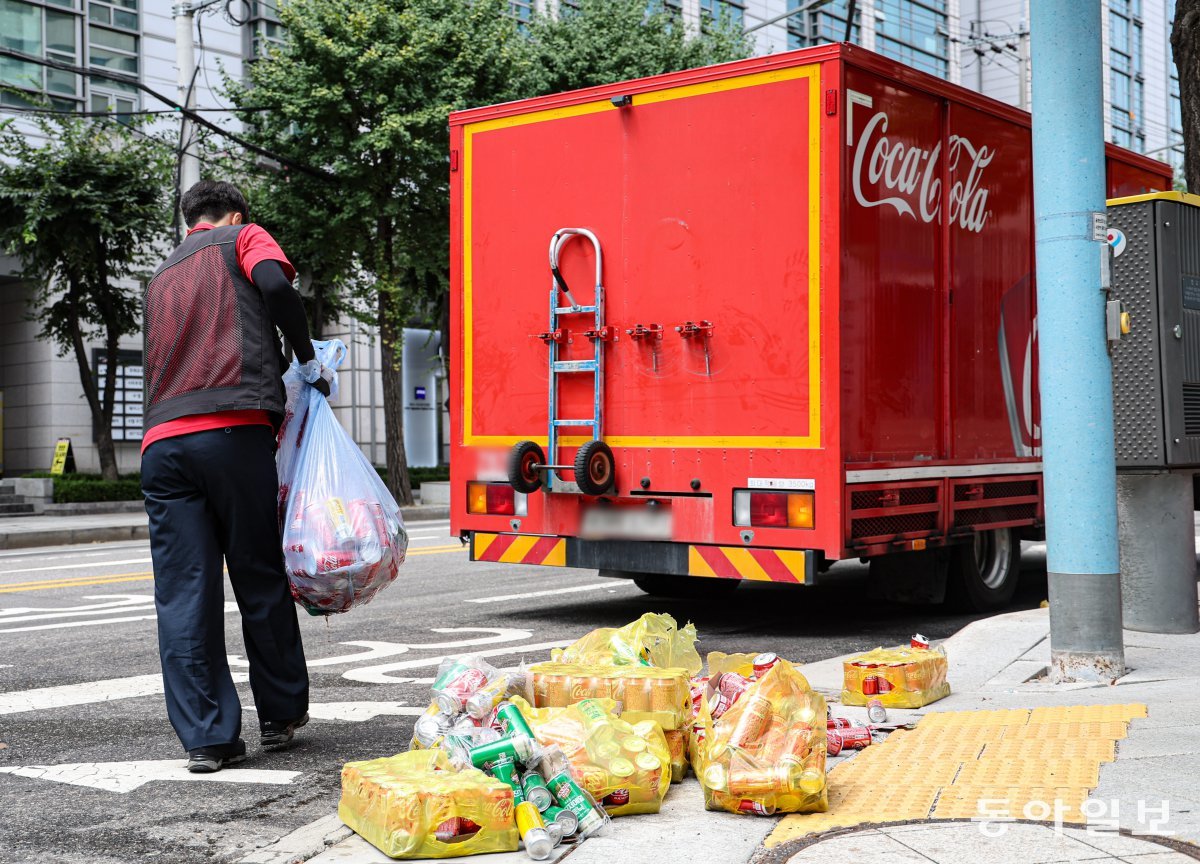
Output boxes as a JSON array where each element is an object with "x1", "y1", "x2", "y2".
[{"x1": 467, "y1": 482, "x2": 527, "y2": 516}]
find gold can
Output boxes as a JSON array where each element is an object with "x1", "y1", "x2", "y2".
[
  {"x1": 702, "y1": 762, "x2": 728, "y2": 792},
  {"x1": 621, "y1": 736, "x2": 647, "y2": 757},
  {"x1": 622, "y1": 677, "x2": 652, "y2": 712},
  {"x1": 578, "y1": 765, "x2": 609, "y2": 795},
  {"x1": 541, "y1": 673, "x2": 568, "y2": 707},
  {"x1": 650, "y1": 676, "x2": 681, "y2": 713},
  {"x1": 609, "y1": 757, "x2": 635, "y2": 779}
]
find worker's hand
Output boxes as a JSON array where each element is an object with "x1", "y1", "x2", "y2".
[
  {"x1": 312, "y1": 377, "x2": 331, "y2": 398},
  {"x1": 300, "y1": 358, "x2": 336, "y2": 399}
]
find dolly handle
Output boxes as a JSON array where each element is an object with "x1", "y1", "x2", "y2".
[{"x1": 548, "y1": 228, "x2": 603, "y2": 308}]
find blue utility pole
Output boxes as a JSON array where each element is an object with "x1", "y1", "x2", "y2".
[{"x1": 1031, "y1": 2, "x2": 1125, "y2": 682}]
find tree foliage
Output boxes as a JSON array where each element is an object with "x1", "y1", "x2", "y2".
[
  {"x1": 0, "y1": 114, "x2": 172, "y2": 479},
  {"x1": 528, "y1": 0, "x2": 750, "y2": 94},
  {"x1": 1172, "y1": 0, "x2": 1200, "y2": 192}
]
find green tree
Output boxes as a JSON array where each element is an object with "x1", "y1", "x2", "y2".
[
  {"x1": 226, "y1": 0, "x2": 538, "y2": 506},
  {"x1": 528, "y1": 0, "x2": 750, "y2": 94},
  {"x1": 0, "y1": 115, "x2": 172, "y2": 480}
]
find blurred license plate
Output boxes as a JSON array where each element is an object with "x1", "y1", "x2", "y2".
[{"x1": 580, "y1": 506, "x2": 673, "y2": 541}]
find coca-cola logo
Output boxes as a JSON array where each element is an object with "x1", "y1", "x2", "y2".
[
  {"x1": 489, "y1": 797, "x2": 514, "y2": 823},
  {"x1": 850, "y1": 108, "x2": 995, "y2": 233}
]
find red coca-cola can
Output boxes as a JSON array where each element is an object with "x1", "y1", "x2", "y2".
[
  {"x1": 867, "y1": 698, "x2": 887, "y2": 724},
  {"x1": 316, "y1": 550, "x2": 356, "y2": 573},
  {"x1": 834, "y1": 726, "x2": 873, "y2": 750},
  {"x1": 738, "y1": 799, "x2": 774, "y2": 815},
  {"x1": 861, "y1": 674, "x2": 878, "y2": 696},
  {"x1": 911, "y1": 633, "x2": 930, "y2": 649},
  {"x1": 603, "y1": 789, "x2": 630, "y2": 806},
  {"x1": 715, "y1": 672, "x2": 753, "y2": 703},
  {"x1": 752, "y1": 652, "x2": 780, "y2": 679},
  {"x1": 827, "y1": 717, "x2": 854, "y2": 730},
  {"x1": 707, "y1": 689, "x2": 734, "y2": 719},
  {"x1": 826, "y1": 730, "x2": 844, "y2": 756},
  {"x1": 876, "y1": 675, "x2": 894, "y2": 693}
]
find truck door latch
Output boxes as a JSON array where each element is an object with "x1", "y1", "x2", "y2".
[
  {"x1": 584, "y1": 325, "x2": 618, "y2": 342},
  {"x1": 625, "y1": 323, "x2": 663, "y2": 341},
  {"x1": 535, "y1": 328, "x2": 568, "y2": 344},
  {"x1": 675, "y1": 320, "x2": 714, "y2": 339}
]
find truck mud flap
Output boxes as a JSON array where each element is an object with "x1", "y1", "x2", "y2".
[{"x1": 471, "y1": 533, "x2": 815, "y2": 585}]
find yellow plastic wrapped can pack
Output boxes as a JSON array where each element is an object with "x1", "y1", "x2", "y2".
[
  {"x1": 528, "y1": 662, "x2": 692, "y2": 731},
  {"x1": 663, "y1": 729, "x2": 689, "y2": 782},
  {"x1": 551, "y1": 612, "x2": 702, "y2": 675},
  {"x1": 510, "y1": 695, "x2": 671, "y2": 817},
  {"x1": 841, "y1": 644, "x2": 950, "y2": 708},
  {"x1": 695, "y1": 660, "x2": 828, "y2": 816},
  {"x1": 338, "y1": 750, "x2": 519, "y2": 859}
]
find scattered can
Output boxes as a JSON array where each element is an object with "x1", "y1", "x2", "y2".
[
  {"x1": 867, "y1": 698, "x2": 887, "y2": 724},
  {"x1": 826, "y1": 717, "x2": 854, "y2": 730},
  {"x1": 496, "y1": 701, "x2": 536, "y2": 741},
  {"x1": 911, "y1": 633, "x2": 930, "y2": 649},
  {"x1": 433, "y1": 661, "x2": 490, "y2": 715},
  {"x1": 515, "y1": 800, "x2": 553, "y2": 861},
  {"x1": 752, "y1": 652, "x2": 780, "y2": 678},
  {"x1": 468, "y1": 733, "x2": 534, "y2": 770},
  {"x1": 544, "y1": 804, "x2": 578, "y2": 837},
  {"x1": 545, "y1": 769, "x2": 606, "y2": 837},
  {"x1": 522, "y1": 771, "x2": 554, "y2": 812},
  {"x1": 738, "y1": 799, "x2": 777, "y2": 816},
  {"x1": 827, "y1": 726, "x2": 872, "y2": 754}
]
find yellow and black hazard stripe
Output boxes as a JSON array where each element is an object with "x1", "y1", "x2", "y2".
[{"x1": 687, "y1": 545, "x2": 812, "y2": 585}]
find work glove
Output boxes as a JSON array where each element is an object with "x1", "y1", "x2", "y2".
[{"x1": 300, "y1": 358, "x2": 335, "y2": 399}]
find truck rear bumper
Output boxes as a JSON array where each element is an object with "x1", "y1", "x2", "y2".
[{"x1": 469, "y1": 533, "x2": 817, "y2": 586}]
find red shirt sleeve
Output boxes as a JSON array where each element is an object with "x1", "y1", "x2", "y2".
[{"x1": 236, "y1": 224, "x2": 297, "y2": 284}]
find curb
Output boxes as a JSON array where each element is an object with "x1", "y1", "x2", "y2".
[
  {"x1": 0, "y1": 506, "x2": 448, "y2": 551},
  {"x1": 231, "y1": 814, "x2": 352, "y2": 864}
]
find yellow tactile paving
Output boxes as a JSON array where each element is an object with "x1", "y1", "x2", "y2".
[
  {"x1": 1028, "y1": 704, "x2": 1147, "y2": 724},
  {"x1": 763, "y1": 702, "x2": 1147, "y2": 848},
  {"x1": 982, "y1": 739, "x2": 1116, "y2": 762},
  {"x1": 1005, "y1": 721, "x2": 1129, "y2": 740},
  {"x1": 952, "y1": 757, "x2": 1101, "y2": 789},
  {"x1": 931, "y1": 785, "x2": 1091, "y2": 821}
]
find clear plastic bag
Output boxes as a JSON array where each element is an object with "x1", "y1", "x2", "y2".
[{"x1": 277, "y1": 339, "x2": 408, "y2": 615}]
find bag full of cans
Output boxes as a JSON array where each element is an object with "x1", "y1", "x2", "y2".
[
  {"x1": 465, "y1": 702, "x2": 610, "y2": 857},
  {"x1": 551, "y1": 612, "x2": 703, "y2": 674},
  {"x1": 338, "y1": 749, "x2": 519, "y2": 859},
  {"x1": 662, "y1": 729, "x2": 689, "y2": 782},
  {"x1": 277, "y1": 339, "x2": 408, "y2": 615},
  {"x1": 409, "y1": 656, "x2": 522, "y2": 762},
  {"x1": 527, "y1": 662, "x2": 692, "y2": 732},
  {"x1": 694, "y1": 658, "x2": 828, "y2": 816},
  {"x1": 841, "y1": 634, "x2": 951, "y2": 709},
  {"x1": 509, "y1": 695, "x2": 672, "y2": 817}
]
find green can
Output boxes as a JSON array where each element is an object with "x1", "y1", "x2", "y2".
[
  {"x1": 468, "y1": 733, "x2": 534, "y2": 770},
  {"x1": 495, "y1": 701, "x2": 535, "y2": 741},
  {"x1": 522, "y1": 771, "x2": 554, "y2": 812},
  {"x1": 543, "y1": 805, "x2": 578, "y2": 837},
  {"x1": 490, "y1": 757, "x2": 526, "y2": 807},
  {"x1": 545, "y1": 769, "x2": 606, "y2": 837}
]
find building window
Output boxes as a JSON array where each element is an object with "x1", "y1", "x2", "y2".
[
  {"x1": 787, "y1": 1, "x2": 860, "y2": 50},
  {"x1": 244, "y1": 0, "x2": 284, "y2": 60},
  {"x1": 874, "y1": 0, "x2": 948, "y2": 77},
  {"x1": 1109, "y1": 0, "x2": 1143, "y2": 149},
  {"x1": 0, "y1": 0, "x2": 87, "y2": 109},
  {"x1": 700, "y1": 0, "x2": 743, "y2": 30},
  {"x1": 507, "y1": 0, "x2": 535, "y2": 24}
]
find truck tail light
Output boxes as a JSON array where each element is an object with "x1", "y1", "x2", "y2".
[
  {"x1": 733, "y1": 490, "x2": 814, "y2": 529},
  {"x1": 467, "y1": 482, "x2": 527, "y2": 516}
]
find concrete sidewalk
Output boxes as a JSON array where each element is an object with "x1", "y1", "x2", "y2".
[
  {"x1": 0, "y1": 505, "x2": 450, "y2": 550},
  {"x1": 237, "y1": 594, "x2": 1200, "y2": 864}
]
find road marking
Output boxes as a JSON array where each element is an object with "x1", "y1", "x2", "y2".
[
  {"x1": 0, "y1": 596, "x2": 238, "y2": 634},
  {"x1": 0, "y1": 613, "x2": 160, "y2": 633},
  {"x1": 0, "y1": 672, "x2": 251, "y2": 715},
  {"x1": 0, "y1": 760, "x2": 299, "y2": 793},
  {"x1": 0, "y1": 558, "x2": 153, "y2": 577},
  {"x1": 228, "y1": 628, "x2": 535, "y2": 668},
  {"x1": 0, "y1": 595, "x2": 153, "y2": 624},
  {"x1": 406, "y1": 544, "x2": 465, "y2": 556},
  {"x1": 466, "y1": 580, "x2": 637, "y2": 604},
  {"x1": 342, "y1": 639, "x2": 572, "y2": 684},
  {"x1": 245, "y1": 702, "x2": 429, "y2": 721}
]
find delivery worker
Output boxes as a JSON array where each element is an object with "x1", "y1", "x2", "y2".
[{"x1": 141, "y1": 180, "x2": 327, "y2": 773}]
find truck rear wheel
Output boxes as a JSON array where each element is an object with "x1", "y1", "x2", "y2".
[
  {"x1": 602, "y1": 570, "x2": 741, "y2": 598},
  {"x1": 948, "y1": 527, "x2": 1020, "y2": 612}
]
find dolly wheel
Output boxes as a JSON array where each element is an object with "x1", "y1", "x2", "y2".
[
  {"x1": 507, "y1": 441, "x2": 545, "y2": 493},
  {"x1": 574, "y1": 440, "x2": 615, "y2": 496}
]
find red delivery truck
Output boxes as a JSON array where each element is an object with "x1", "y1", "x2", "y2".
[{"x1": 447, "y1": 43, "x2": 1172, "y2": 611}]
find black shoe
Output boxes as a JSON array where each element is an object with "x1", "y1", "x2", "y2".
[
  {"x1": 260, "y1": 712, "x2": 309, "y2": 751},
  {"x1": 186, "y1": 739, "x2": 247, "y2": 774}
]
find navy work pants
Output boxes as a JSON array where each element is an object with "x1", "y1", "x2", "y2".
[{"x1": 142, "y1": 425, "x2": 308, "y2": 751}]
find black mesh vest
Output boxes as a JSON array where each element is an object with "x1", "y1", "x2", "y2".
[{"x1": 143, "y1": 224, "x2": 287, "y2": 434}]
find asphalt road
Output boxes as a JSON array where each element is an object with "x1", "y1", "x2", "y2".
[{"x1": 0, "y1": 522, "x2": 1050, "y2": 864}]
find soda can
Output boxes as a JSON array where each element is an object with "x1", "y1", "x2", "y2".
[
  {"x1": 545, "y1": 769, "x2": 606, "y2": 838},
  {"x1": 490, "y1": 757, "x2": 526, "y2": 806},
  {"x1": 324, "y1": 496, "x2": 355, "y2": 546},
  {"x1": 602, "y1": 788, "x2": 630, "y2": 807},
  {"x1": 911, "y1": 633, "x2": 930, "y2": 649},
  {"x1": 829, "y1": 726, "x2": 872, "y2": 751},
  {"x1": 738, "y1": 799, "x2": 776, "y2": 816},
  {"x1": 752, "y1": 652, "x2": 780, "y2": 679},
  {"x1": 609, "y1": 757, "x2": 635, "y2": 780},
  {"x1": 715, "y1": 672, "x2": 753, "y2": 703},
  {"x1": 469, "y1": 733, "x2": 535, "y2": 770},
  {"x1": 316, "y1": 550, "x2": 356, "y2": 574},
  {"x1": 622, "y1": 677, "x2": 652, "y2": 712},
  {"x1": 650, "y1": 677, "x2": 680, "y2": 713},
  {"x1": 466, "y1": 676, "x2": 510, "y2": 720},
  {"x1": 522, "y1": 771, "x2": 554, "y2": 812},
  {"x1": 515, "y1": 801, "x2": 553, "y2": 860},
  {"x1": 545, "y1": 819, "x2": 564, "y2": 847},
  {"x1": 827, "y1": 717, "x2": 854, "y2": 730},
  {"x1": 702, "y1": 762, "x2": 728, "y2": 792},
  {"x1": 861, "y1": 673, "x2": 879, "y2": 696},
  {"x1": 433, "y1": 816, "x2": 481, "y2": 842},
  {"x1": 877, "y1": 674, "x2": 895, "y2": 693},
  {"x1": 434, "y1": 662, "x2": 491, "y2": 715},
  {"x1": 826, "y1": 730, "x2": 844, "y2": 756},
  {"x1": 540, "y1": 673, "x2": 569, "y2": 708},
  {"x1": 707, "y1": 688, "x2": 734, "y2": 720},
  {"x1": 544, "y1": 804, "x2": 578, "y2": 837},
  {"x1": 728, "y1": 694, "x2": 773, "y2": 748},
  {"x1": 621, "y1": 736, "x2": 647, "y2": 757},
  {"x1": 867, "y1": 698, "x2": 887, "y2": 724},
  {"x1": 779, "y1": 725, "x2": 813, "y2": 765}
]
